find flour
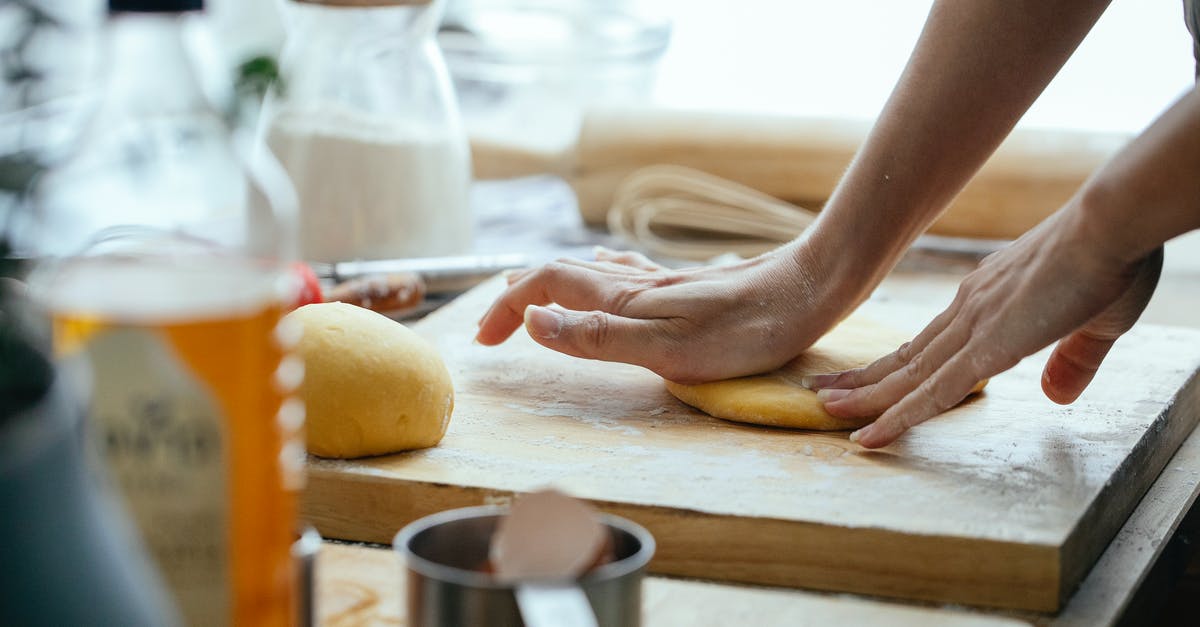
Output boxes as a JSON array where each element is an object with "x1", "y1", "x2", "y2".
[{"x1": 268, "y1": 107, "x2": 473, "y2": 263}]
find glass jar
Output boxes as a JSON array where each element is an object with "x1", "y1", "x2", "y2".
[
  {"x1": 440, "y1": 0, "x2": 672, "y2": 180},
  {"x1": 28, "y1": 2, "x2": 302, "y2": 625},
  {"x1": 267, "y1": 0, "x2": 473, "y2": 263}
]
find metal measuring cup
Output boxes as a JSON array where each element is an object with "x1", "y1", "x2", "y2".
[{"x1": 394, "y1": 505, "x2": 654, "y2": 627}]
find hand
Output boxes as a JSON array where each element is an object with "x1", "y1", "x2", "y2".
[
  {"x1": 805, "y1": 203, "x2": 1163, "y2": 448},
  {"x1": 475, "y1": 245, "x2": 859, "y2": 383}
]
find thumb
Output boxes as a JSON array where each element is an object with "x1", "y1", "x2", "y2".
[
  {"x1": 1041, "y1": 247, "x2": 1162, "y2": 404},
  {"x1": 1041, "y1": 331, "x2": 1118, "y2": 404},
  {"x1": 524, "y1": 305, "x2": 666, "y2": 371}
]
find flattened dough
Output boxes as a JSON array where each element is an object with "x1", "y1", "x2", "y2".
[{"x1": 665, "y1": 316, "x2": 985, "y2": 430}]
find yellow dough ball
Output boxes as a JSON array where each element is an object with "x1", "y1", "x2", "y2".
[{"x1": 286, "y1": 302, "x2": 453, "y2": 458}]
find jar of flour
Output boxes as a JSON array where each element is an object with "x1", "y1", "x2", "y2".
[{"x1": 267, "y1": 0, "x2": 472, "y2": 263}]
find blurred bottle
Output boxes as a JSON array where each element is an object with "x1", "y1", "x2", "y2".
[
  {"x1": 28, "y1": 1, "x2": 304, "y2": 625},
  {"x1": 265, "y1": 0, "x2": 473, "y2": 264},
  {"x1": 0, "y1": 280, "x2": 180, "y2": 627}
]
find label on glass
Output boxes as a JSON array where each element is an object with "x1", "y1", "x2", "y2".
[{"x1": 83, "y1": 328, "x2": 230, "y2": 626}]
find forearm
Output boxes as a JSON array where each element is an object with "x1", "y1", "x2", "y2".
[
  {"x1": 1078, "y1": 86, "x2": 1200, "y2": 266},
  {"x1": 798, "y1": 0, "x2": 1111, "y2": 298}
]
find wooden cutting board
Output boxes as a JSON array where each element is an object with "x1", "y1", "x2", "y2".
[
  {"x1": 301, "y1": 275, "x2": 1200, "y2": 613},
  {"x1": 317, "y1": 543, "x2": 1027, "y2": 626}
]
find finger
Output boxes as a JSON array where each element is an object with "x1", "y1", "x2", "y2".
[
  {"x1": 505, "y1": 256, "x2": 645, "y2": 286},
  {"x1": 475, "y1": 262, "x2": 630, "y2": 345},
  {"x1": 1040, "y1": 330, "x2": 1117, "y2": 404},
  {"x1": 504, "y1": 268, "x2": 535, "y2": 285},
  {"x1": 523, "y1": 305, "x2": 676, "y2": 374},
  {"x1": 555, "y1": 257, "x2": 652, "y2": 276},
  {"x1": 802, "y1": 302, "x2": 963, "y2": 391},
  {"x1": 1041, "y1": 249, "x2": 1160, "y2": 404},
  {"x1": 494, "y1": 262, "x2": 594, "y2": 331},
  {"x1": 593, "y1": 246, "x2": 664, "y2": 271},
  {"x1": 821, "y1": 319, "x2": 971, "y2": 419},
  {"x1": 1080, "y1": 249, "x2": 1161, "y2": 339},
  {"x1": 850, "y1": 347, "x2": 987, "y2": 448}
]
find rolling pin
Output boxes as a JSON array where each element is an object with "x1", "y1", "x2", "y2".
[{"x1": 471, "y1": 107, "x2": 1130, "y2": 241}]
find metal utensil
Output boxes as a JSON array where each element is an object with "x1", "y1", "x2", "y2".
[
  {"x1": 395, "y1": 504, "x2": 653, "y2": 627},
  {"x1": 490, "y1": 490, "x2": 607, "y2": 627},
  {"x1": 309, "y1": 253, "x2": 529, "y2": 295}
]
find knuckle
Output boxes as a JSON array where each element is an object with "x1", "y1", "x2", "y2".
[
  {"x1": 542, "y1": 260, "x2": 572, "y2": 281},
  {"x1": 970, "y1": 340, "x2": 1019, "y2": 374},
  {"x1": 994, "y1": 349, "x2": 1022, "y2": 373},
  {"x1": 607, "y1": 274, "x2": 677, "y2": 315},
  {"x1": 913, "y1": 377, "x2": 961, "y2": 417},
  {"x1": 646, "y1": 271, "x2": 684, "y2": 289},
  {"x1": 913, "y1": 378, "x2": 942, "y2": 405},
  {"x1": 834, "y1": 367, "x2": 864, "y2": 387},
  {"x1": 837, "y1": 385, "x2": 874, "y2": 414},
  {"x1": 606, "y1": 286, "x2": 641, "y2": 316},
  {"x1": 578, "y1": 311, "x2": 613, "y2": 352},
  {"x1": 904, "y1": 349, "x2": 930, "y2": 379},
  {"x1": 954, "y1": 276, "x2": 987, "y2": 308},
  {"x1": 902, "y1": 383, "x2": 942, "y2": 427},
  {"x1": 954, "y1": 276, "x2": 975, "y2": 299}
]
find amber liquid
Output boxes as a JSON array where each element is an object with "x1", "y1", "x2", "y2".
[{"x1": 45, "y1": 258, "x2": 298, "y2": 627}]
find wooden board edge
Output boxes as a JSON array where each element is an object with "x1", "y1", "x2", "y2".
[
  {"x1": 301, "y1": 467, "x2": 1060, "y2": 612},
  {"x1": 1057, "y1": 368, "x2": 1200, "y2": 607}
]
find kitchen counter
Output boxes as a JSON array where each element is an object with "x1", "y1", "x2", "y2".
[{"x1": 309, "y1": 175, "x2": 1200, "y2": 624}]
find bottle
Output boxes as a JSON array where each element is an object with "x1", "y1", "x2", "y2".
[
  {"x1": 265, "y1": 0, "x2": 473, "y2": 264},
  {"x1": 0, "y1": 281, "x2": 181, "y2": 627},
  {"x1": 29, "y1": 1, "x2": 303, "y2": 625}
]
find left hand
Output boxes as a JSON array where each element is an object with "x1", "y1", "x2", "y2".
[{"x1": 803, "y1": 201, "x2": 1163, "y2": 448}]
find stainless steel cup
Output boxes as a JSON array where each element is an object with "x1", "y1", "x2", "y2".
[
  {"x1": 394, "y1": 505, "x2": 655, "y2": 627},
  {"x1": 292, "y1": 525, "x2": 322, "y2": 627}
]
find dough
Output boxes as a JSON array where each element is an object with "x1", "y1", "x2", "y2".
[
  {"x1": 286, "y1": 302, "x2": 453, "y2": 458},
  {"x1": 665, "y1": 317, "x2": 985, "y2": 430}
]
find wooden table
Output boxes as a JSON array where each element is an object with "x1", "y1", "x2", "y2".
[
  {"x1": 313, "y1": 267, "x2": 1200, "y2": 626},
  {"x1": 315, "y1": 418, "x2": 1200, "y2": 626}
]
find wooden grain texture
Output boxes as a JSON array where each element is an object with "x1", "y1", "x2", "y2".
[
  {"x1": 315, "y1": 415, "x2": 1200, "y2": 626},
  {"x1": 1036, "y1": 411, "x2": 1200, "y2": 626},
  {"x1": 316, "y1": 543, "x2": 1029, "y2": 627},
  {"x1": 301, "y1": 276, "x2": 1200, "y2": 612}
]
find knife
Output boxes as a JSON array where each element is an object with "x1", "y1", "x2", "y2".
[{"x1": 309, "y1": 253, "x2": 530, "y2": 295}]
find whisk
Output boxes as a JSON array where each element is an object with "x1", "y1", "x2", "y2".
[{"x1": 606, "y1": 165, "x2": 1008, "y2": 261}]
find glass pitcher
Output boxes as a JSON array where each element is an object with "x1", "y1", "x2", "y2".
[{"x1": 268, "y1": 0, "x2": 473, "y2": 264}]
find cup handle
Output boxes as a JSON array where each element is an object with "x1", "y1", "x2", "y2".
[
  {"x1": 514, "y1": 583, "x2": 598, "y2": 627},
  {"x1": 292, "y1": 526, "x2": 322, "y2": 627}
]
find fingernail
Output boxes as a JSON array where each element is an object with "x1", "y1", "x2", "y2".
[
  {"x1": 802, "y1": 375, "x2": 828, "y2": 390},
  {"x1": 816, "y1": 388, "x2": 850, "y2": 403},
  {"x1": 849, "y1": 426, "x2": 870, "y2": 443},
  {"x1": 803, "y1": 373, "x2": 841, "y2": 390},
  {"x1": 524, "y1": 305, "x2": 562, "y2": 340}
]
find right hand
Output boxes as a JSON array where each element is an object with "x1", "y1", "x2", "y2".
[{"x1": 474, "y1": 245, "x2": 858, "y2": 383}]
